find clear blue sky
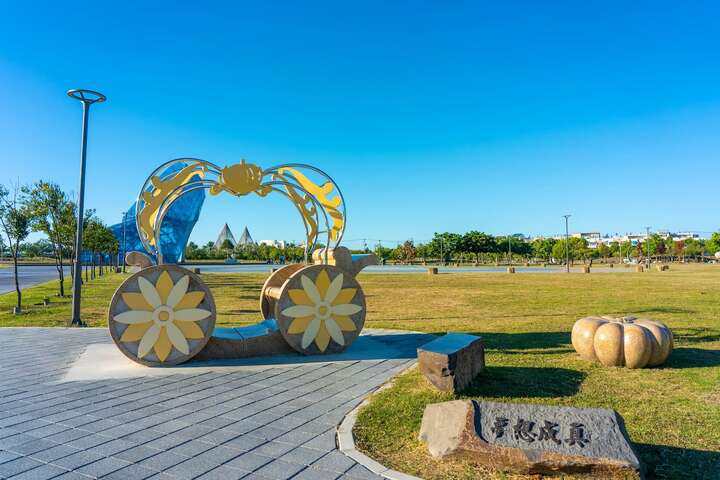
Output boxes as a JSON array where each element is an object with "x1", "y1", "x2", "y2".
[{"x1": 2, "y1": 1, "x2": 719, "y2": 248}]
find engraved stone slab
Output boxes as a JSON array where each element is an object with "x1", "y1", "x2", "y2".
[
  {"x1": 419, "y1": 399, "x2": 642, "y2": 477},
  {"x1": 417, "y1": 333, "x2": 484, "y2": 392}
]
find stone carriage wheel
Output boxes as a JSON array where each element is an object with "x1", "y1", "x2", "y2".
[
  {"x1": 275, "y1": 264, "x2": 366, "y2": 355},
  {"x1": 108, "y1": 264, "x2": 216, "y2": 367},
  {"x1": 259, "y1": 263, "x2": 306, "y2": 320}
]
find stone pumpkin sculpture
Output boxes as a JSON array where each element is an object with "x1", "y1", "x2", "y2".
[{"x1": 571, "y1": 316, "x2": 673, "y2": 368}]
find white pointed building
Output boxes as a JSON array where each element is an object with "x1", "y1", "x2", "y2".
[
  {"x1": 214, "y1": 223, "x2": 237, "y2": 249},
  {"x1": 237, "y1": 226, "x2": 255, "y2": 246}
]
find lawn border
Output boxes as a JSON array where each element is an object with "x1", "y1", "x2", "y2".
[{"x1": 337, "y1": 363, "x2": 423, "y2": 480}]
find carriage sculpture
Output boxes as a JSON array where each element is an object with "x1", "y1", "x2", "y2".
[{"x1": 108, "y1": 158, "x2": 377, "y2": 366}]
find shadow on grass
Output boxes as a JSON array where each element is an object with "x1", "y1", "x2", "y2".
[
  {"x1": 664, "y1": 347, "x2": 720, "y2": 369},
  {"x1": 457, "y1": 331, "x2": 571, "y2": 351},
  {"x1": 631, "y1": 306, "x2": 697, "y2": 315},
  {"x1": 461, "y1": 366, "x2": 584, "y2": 398},
  {"x1": 672, "y1": 327, "x2": 720, "y2": 344},
  {"x1": 635, "y1": 443, "x2": 720, "y2": 479}
]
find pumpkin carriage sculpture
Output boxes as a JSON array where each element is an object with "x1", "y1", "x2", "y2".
[{"x1": 108, "y1": 159, "x2": 377, "y2": 366}]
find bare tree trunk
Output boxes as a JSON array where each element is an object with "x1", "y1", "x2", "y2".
[{"x1": 12, "y1": 241, "x2": 21, "y2": 312}]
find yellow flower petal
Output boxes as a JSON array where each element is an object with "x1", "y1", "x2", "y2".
[
  {"x1": 155, "y1": 271, "x2": 174, "y2": 304},
  {"x1": 166, "y1": 275, "x2": 189, "y2": 308},
  {"x1": 314, "y1": 323, "x2": 331, "y2": 352},
  {"x1": 324, "y1": 272, "x2": 343, "y2": 304},
  {"x1": 114, "y1": 310, "x2": 154, "y2": 324},
  {"x1": 121, "y1": 293, "x2": 154, "y2": 311},
  {"x1": 324, "y1": 318, "x2": 345, "y2": 346},
  {"x1": 138, "y1": 324, "x2": 161, "y2": 358},
  {"x1": 315, "y1": 270, "x2": 330, "y2": 298},
  {"x1": 332, "y1": 315, "x2": 356, "y2": 332},
  {"x1": 288, "y1": 289, "x2": 313, "y2": 306},
  {"x1": 174, "y1": 308, "x2": 212, "y2": 322},
  {"x1": 174, "y1": 291, "x2": 205, "y2": 310},
  {"x1": 300, "y1": 275, "x2": 321, "y2": 305},
  {"x1": 120, "y1": 322, "x2": 152, "y2": 342},
  {"x1": 281, "y1": 305, "x2": 315, "y2": 318},
  {"x1": 301, "y1": 318, "x2": 321, "y2": 349},
  {"x1": 287, "y1": 316, "x2": 314, "y2": 334},
  {"x1": 331, "y1": 303, "x2": 362, "y2": 316},
  {"x1": 175, "y1": 320, "x2": 205, "y2": 339},
  {"x1": 166, "y1": 323, "x2": 190, "y2": 355},
  {"x1": 138, "y1": 277, "x2": 161, "y2": 308},
  {"x1": 154, "y1": 327, "x2": 172, "y2": 362},
  {"x1": 331, "y1": 288, "x2": 356, "y2": 306}
]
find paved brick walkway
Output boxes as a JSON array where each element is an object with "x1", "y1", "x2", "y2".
[{"x1": 0, "y1": 328, "x2": 431, "y2": 480}]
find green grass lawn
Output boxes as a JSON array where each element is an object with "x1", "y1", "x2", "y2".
[{"x1": 1, "y1": 265, "x2": 719, "y2": 478}]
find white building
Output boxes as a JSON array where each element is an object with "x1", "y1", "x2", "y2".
[{"x1": 258, "y1": 239, "x2": 286, "y2": 249}]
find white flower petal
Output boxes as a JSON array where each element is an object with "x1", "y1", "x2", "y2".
[
  {"x1": 174, "y1": 308, "x2": 212, "y2": 322},
  {"x1": 324, "y1": 318, "x2": 345, "y2": 346},
  {"x1": 331, "y1": 303, "x2": 362, "y2": 316},
  {"x1": 114, "y1": 310, "x2": 153, "y2": 324},
  {"x1": 301, "y1": 318, "x2": 321, "y2": 348},
  {"x1": 324, "y1": 272, "x2": 344, "y2": 304},
  {"x1": 281, "y1": 305, "x2": 315, "y2": 318},
  {"x1": 166, "y1": 275, "x2": 189, "y2": 308},
  {"x1": 137, "y1": 324, "x2": 160, "y2": 358},
  {"x1": 138, "y1": 276, "x2": 162, "y2": 308},
  {"x1": 166, "y1": 323, "x2": 190, "y2": 354},
  {"x1": 301, "y1": 275, "x2": 322, "y2": 305}
]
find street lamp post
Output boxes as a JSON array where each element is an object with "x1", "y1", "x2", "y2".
[
  {"x1": 563, "y1": 214, "x2": 571, "y2": 273},
  {"x1": 67, "y1": 89, "x2": 106, "y2": 327},
  {"x1": 121, "y1": 210, "x2": 127, "y2": 273},
  {"x1": 645, "y1": 226, "x2": 651, "y2": 269}
]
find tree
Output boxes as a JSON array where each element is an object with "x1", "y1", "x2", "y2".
[
  {"x1": 461, "y1": 231, "x2": 495, "y2": 263},
  {"x1": 0, "y1": 184, "x2": 31, "y2": 313},
  {"x1": 531, "y1": 238, "x2": 557, "y2": 262},
  {"x1": 398, "y1": 240, "x2": 416, "y2": 264},
  {"x1": 429, "y1": 232, "x2": 462, "y2": 263},
  {"x1": 220, "y1": 239, "x2": 234, "y2": 259},
  {"x1": 551, "y1": 237, "x2": 588, "y2": 264},
  {"x1": 705, "y1": 232, "x2": 720, "y2": 255},
  {"x1": 596, "y1": 242, "x2": 611, "y2": 261},
  {"x1": 24, "y1": 182, "x2": 75, "y2": 296}
]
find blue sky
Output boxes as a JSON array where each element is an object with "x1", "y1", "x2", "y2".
[{"x1": 1, "y1": 1, "x2": 719, "y2": 248}]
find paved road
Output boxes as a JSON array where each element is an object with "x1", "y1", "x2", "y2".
[
  {"x1": 0, "y1": 266, "x2": 70, "y2": 295},
  {"x1": 0, "y1": 328, "x2": 432, "y2": 479}
]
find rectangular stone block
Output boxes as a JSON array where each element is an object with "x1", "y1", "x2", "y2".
[
  {"x1": 417, "y1": 333, "x2": 484, "y2": 392},
  {"x1": 419, "y1": 399, "x2": 642, "y2": 478}
]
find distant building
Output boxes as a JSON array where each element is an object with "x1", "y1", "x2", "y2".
[
  {"x1": 214, "y1": 224, "x2": 237, "y2": 249},
  {"x1": 237, "y1": 226, "x2": 255, "y2": 246},
  {"x1": 259, "y1": 239, "x2": 286, "y2": 249}
]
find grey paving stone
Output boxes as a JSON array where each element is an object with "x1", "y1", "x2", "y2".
[
  {"x1": 0, "y1": 456, "x2": 46, "y2": 477},
  {"x1": 99, "y1": 463, "x2": 157, "y2": 479},
  {"x1": 193, "y1": 464, "x2": 248, "y2": 479},
  {"x1": 223, "y1": 434, "x2": 266, "y2": 452},
  {"x1": 28, "y1": 444, "x2": 80, "y2": 463},
  {"x1": 5, "y1": 462, "x2": 67, "y2": 480},
  {"x1": 0, "y1": 450, "x2": 22, "y2": 465},
  {"x1": 45, "y1": 472, "x2": 90, "y2": 480},
  {"x1": 165, "y1": 439, "x2": 215, "y2": 458},
  {"x1": 137, "y1": 451, "x2": 188, "y2": 472},
  {"x1": 292, "y1": 468, "x2": 341, "y2": 480},
  {"x1": 83, "y1": 438, "x2": 136, "y2": 458},
  {"x1": 225, "y1": 451, "x2": 273, "y2": 471},
  {"x1": 6, "y1": 438, "x2": 58, "y2": 456},
  {"x1": 252, "y1": 441, "x2": 296, "y2": 458},
  {"x1": 74, "y1": 456, "x2": 132, "y2": 477},
  {"x1": 279, "y1": 447, "x2": 327, "y2": 466},
  {"x1": 112, "y1": 444, "x2": 163, "y2": 463},
  {"x1": 50, "y1": 450, "x2": 105, "y2": 471},
  {"x1": 342, "y1": 464, "x2": 385, "y2": 480},
  {"x1": 253, "y1": 459, "x2": 305, "y2": 480},
  {"x1": 309, "y1": 451, "x2": 356, "y2": 474}
]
